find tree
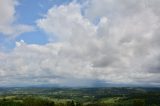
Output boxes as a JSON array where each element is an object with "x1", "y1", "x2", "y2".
[
  {"x1": 133, "y1": 99, "x2": 145, "y2": 106},
  {"x1": 66, "y1": 100, "x2": 75, "y2": 106},
  {"x1": 76, "y1": 101, "x2": 82, "y2": 106}
]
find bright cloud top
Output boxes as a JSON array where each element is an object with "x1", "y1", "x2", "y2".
[{"x1": 0, "y1": 0, "x2": 160, "y2": 87}]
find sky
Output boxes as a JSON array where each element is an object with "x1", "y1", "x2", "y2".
[{"x1": 0, "y1": 0, "x2": 160, "y2": 87}]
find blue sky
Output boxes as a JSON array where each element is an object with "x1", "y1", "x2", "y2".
[
  {"x1": 0, "y1": 0, "x2": 160, "y2": 87},
  {"x1": 16, "y1": 0, "x2": 72, "y2": 44},
  {"x1": 0, "y1": 0, "x2": 74, "y2": 50}
]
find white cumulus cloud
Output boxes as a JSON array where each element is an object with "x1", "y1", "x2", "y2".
[{"x1": 0, "y1": 0, "x2": 160, "y2": 87}]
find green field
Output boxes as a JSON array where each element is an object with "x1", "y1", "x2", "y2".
[
  {"x1": 0, "y1": 87, "x2": 159, "y2": 106},
  {"x1": 100, "y1": 97, "x2": 121, "y2": 104}
]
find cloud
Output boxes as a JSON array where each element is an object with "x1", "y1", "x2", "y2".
[
  {"x1": 37, "y1": 2, "x2": 97, "y2": 41},
  {"x1": 36, "y1": 0, "x2": 160, "y2": 86},
  {"x1": 0, "y1": 0, "x2": 160, "y2": 87},
  {"x1": 0, "y1": 0, "x2": 34, "y2": 37}
]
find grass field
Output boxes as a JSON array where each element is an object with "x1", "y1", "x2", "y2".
[{"x1": 0, "y1": 87, "x2": 159, "y2": 106}]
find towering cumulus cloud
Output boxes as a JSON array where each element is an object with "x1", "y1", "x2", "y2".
[{"x1": 0, "y1": 0, "x2": 160, "y2": 87}]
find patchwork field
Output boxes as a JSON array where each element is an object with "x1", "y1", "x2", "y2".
[{"x1": 0, "y1": 87, "x2": 159, "y2": 106}]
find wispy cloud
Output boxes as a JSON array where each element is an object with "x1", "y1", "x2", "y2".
[{"x1": 0, "y1": 0, "x2": 34, "y2": 37}]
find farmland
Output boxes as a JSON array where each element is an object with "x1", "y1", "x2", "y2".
[{"x1": 0, "y1": 87, "x2": 159, "y2": 106}]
